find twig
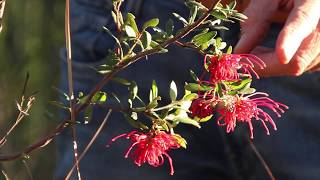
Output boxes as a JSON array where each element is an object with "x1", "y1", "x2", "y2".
[
  {"x1": 65, "y1": 110, "x2": 112, "y2": 179},
  {"x1": 22, "y1": 159, "x2": 34, "y2": 180},
  {"x1": 249, "y1": 140, "x2": 275, "y2": 180},
  {"x1": 0, "y1": 95, "x2": 36, "y2": 148},
  {"x1": 65, "y1": 0, "x2": 81, "y2": 179},
  {"x1": 0, "y1": 0, "x2": 6, "y2": 32},
  {"x1": 0, "y1": 1, "x2": 218, "y2": 162}
]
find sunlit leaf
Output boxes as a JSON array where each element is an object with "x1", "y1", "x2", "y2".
[
  {"x1": 169, "y1": 81, "x2": 177, "y2": 101},
  {"x1": 142, "y1": 18, "x2": 160, "y2": 30}
]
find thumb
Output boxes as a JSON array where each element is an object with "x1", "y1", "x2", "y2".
[
  {"x1": 234, "y1": 0, "x2": 280, "y2": 54},
  {"x1": 276, "y1": 0, "x2": 320, "y2": 64}
]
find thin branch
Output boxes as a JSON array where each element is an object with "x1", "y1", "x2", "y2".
[
  {"x1": 249, "y1": 140, "x2": 275, "y2": 180},
  {"x1": 0, "y1": 2, "x2": 218, "y2": 162},
  {"x1": 0, "y1": 96, "x2": 35, "y2": 148},
  {"x1": 22, "y1": 160, "x2": 34, "y2": 180},
  {"x1": 65, "y1": 0, "x2": 81, "y2": 179},
  {"x1": 65, "y1": 110, "x2": 112, "y2": 179},
  {"x1": 0, "y1": 0, "x2": 6, "y2": 32}
]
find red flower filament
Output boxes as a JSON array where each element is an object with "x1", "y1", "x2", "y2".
[
  {"x1": 217, "y1": 93, "x2": 288, "y2": 138},
  {"x1": 108, "y1": 130, "x2": 181, "y2": 175},
  {"x1": 206, "y1": 54, "x2": 266, "y2": 82}
]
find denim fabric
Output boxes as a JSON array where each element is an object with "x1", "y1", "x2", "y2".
[{"x1": 56, "y1": 0, "x2": 320, "y2": 179}]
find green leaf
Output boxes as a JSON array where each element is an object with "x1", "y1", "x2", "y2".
[
  {"x1": 50, "y1": 101, "x2": 70, "y2": 111},
  {"x1": 183, "y1": 93, "x2": 198, "y2": 101},
  {"x1": 165, "y1": 19, "x2": 174, "y2": 37},
  {"x1": 124, "y1": 25, "x2": 136, "y2": 38},
  {"x1": 126, "y1": 13, "x2": 139, "y2": 34},
  {"x1": 112, "y1": 77, "x2": 131, "y2": 86},
  {"x1": 225, "y1": 78, "x2": 252, "y2": 91},
  {"x1": 173, "y1": 134, "x2": 187, "y2": 149},
  {"x1": 129, "y1": 81, "x2": 138, "y2": 100},
  {"x1": 228, "y1": 1, "x2": 237, "y2": 10},
  {"x1": 195, "y1": 115, "x2": 213, "y2": 123},
  {"x1": 188, "y1": 5, "x2": 198, "y2": 24},
  {"x1": 84, "y1": 106, "x2": 93, "y2": 124},
  {"x1": 91, "y1": 91, "x2": 107, "y2": 104},
  {"x1": 189, "y1": 69, "x2": 199, "y2": 81},
  {"x1": 152, "y1": 80, "x2": 158, "y2": 100},
  {"x1": 172, "y1": 13, "x2": 188, "y2": 26},
  {"x1": 147, "y1": 96, "x2": 161, "y2": 109},
  {"x1": 173, "y1": 116, "x2": 201, "y2": 128},
  {"x1": 141, "y1": 31, "x2": 152, "y2": 49},
  {"x1": 232, "y1": 12, "x2": 248, "y2": 21},
  {"x1": 169, "y1": 81, "x2": 178, "y2": 101},
  {"x1": 211, "y1": 10, "x2": 228, "y2": 20},
  {"x1": 185, "y1": 83, "x2": 212, "y2": 92},
  {"x1": 185, "y1": 0, "x2": 208, "y2": 10},
  {"x1": 239, "y1": 87, "x2": 256, "y2": 95},
  {"x1": 192, "y1": 31, "x2": 217, "y2": 47},
  {"x1": 226, "y1": 46, "x2": 233, "y2": 54},
  {"x1": 142, "y1": 18, "x2": 160, "y2": 30}
]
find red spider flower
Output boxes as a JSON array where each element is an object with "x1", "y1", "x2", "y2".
[
  {"x1": 206, "y1": 54, "x2": 266, "y2": 82},
  {"x1": 189, "y1": 97, "x2": 215, "y2": 119},
  {"x1": 107, "y1": 130, "x2": 181, "y2": 175},
  {"x1": 217, "y1": 93, "x2": 288, "y2": 138}
]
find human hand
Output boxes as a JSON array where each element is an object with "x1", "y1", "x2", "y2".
[{"x1": 234, "y1": 0, "x2": 320, "y2": 77}]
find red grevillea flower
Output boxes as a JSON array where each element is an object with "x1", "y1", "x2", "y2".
[
  {"x1": 206, "y1": 54, "x2": 266, "y2": 82},
  {"x1": 189, "y1": 97, "x2": 214, "y2": 119},
  {"x1": 108, "y1": 130, "x2": 181, "y2": 175},
  {"x1": 217, "y1": 93, "x2": 288, "y2": 138}
]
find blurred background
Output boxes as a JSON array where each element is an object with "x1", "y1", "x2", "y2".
[{"x1": 0, "y1": 1, "x2": 65, "y2": 179}]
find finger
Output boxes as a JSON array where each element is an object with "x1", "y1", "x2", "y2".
[
  {"x1": 251, "y1": 48, "x2": 290, "y2": 77},
  {"x1": 289, "y1": 26, "x2": 320, "y2": 75},
  {"x1": 234, "y1": 0, "x2": 280, "y2": 54},
  {"x1": 306, "y1": 55, "x2": 320, "y2": 72},
  {"x1": 276, "y1": 0, "x2": 320, "y2": 64}
]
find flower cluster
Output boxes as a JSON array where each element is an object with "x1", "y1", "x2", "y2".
[
  {"x1": 189, "y1": 54, "x2": 288, "y2": 138},
  {"x1": 206, "y1": 54, "x2": 265, "y2": 82},
  {"x1": 108, "y1": 130, "x2": 181, "y2": 175}
]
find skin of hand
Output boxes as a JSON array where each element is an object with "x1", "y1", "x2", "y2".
[{"x1": 234, "y1": 0, "x2": 320, "y2": 77}]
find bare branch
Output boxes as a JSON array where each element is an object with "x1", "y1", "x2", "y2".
[
  {"x1": 249, "y1": 140, "x2": 275, "y2": 180},
  {"x1": 65, "y1": 110, "x2": 112, "y2": 179}
]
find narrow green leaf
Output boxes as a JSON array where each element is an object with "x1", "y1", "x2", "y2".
[
  {"x1": 142, "y1": 18, "x2": 160, "y2": 30},
  {"x1": 165, "y1": 19, "x2": 174, "y2": 37},
  {"x1": 129, "y1": 81, "x2": 138, "y2": 100},
  {"x1": 124, "y1": 25, "x2": 136, "y2": 37},
  {"x1": 211, "y1": 10, "x2": 228, "y2": 20},
  {"x1": 192, "y1": 31, "x2": 217, "y2": 46},
  {"x1": 141, "y1": 31, "x2": 152, "y2": 49},
  {"x1": 173, "y1": 134, "x2": 187, "y2": 149},
  {"x1": 169, "y1": 81, "x2": 178, "y2": 101},
  {"x1": 172, "y1": 13, "x2": 188, "y2": 26},
  {"x1": 152, "y1": 80, "x2": 158, "y2": 100},
  {"x1": 147, "y1": 96, "x2": 161, "y2": 109},
  {"x1": 84, "y1": 106, "x2": 93, "y2": 124},
  {"x1": 189, "y1": 69, "x2": 199, "y2": 81},
  {"x1": 233, "y1": 12, "x2": 248, "y2": 20},
  {"x1": 173, "y1": 116, "x2": 201, "y2": 128},
  {"x1": 228, "y1": 1, "x2": 237, "y2": 10},
  {"x1": 126, "y1": 13, "x2": 139, "y2": 34},
  {"x1": 188, "y1": 6, "x2": 198, "y2": 24},
  {"x1": 112, "y1": 77, "x2": 131, "y2": 86},
  {"x1": 185, "y1": 83, "x2": 212, "y2": 92},
  {"x1": 92, "y1": 91, "x2": 107, "y2": 104},
  {"x1": 226, "y1": 46, "x2": 233, "y2": 54}
]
